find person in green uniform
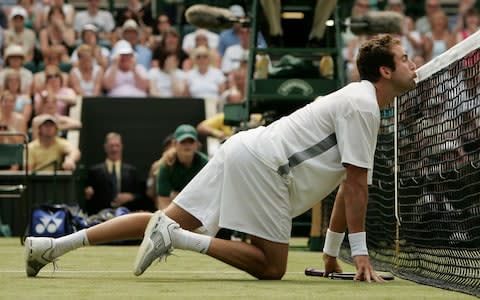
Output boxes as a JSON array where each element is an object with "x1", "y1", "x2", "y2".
[{"x1": 155, "y1": 124, "x2": 208, "y2": 210}]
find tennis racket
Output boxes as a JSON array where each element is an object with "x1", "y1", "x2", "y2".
[{"x1": 305, "y1": 267, "x2": 395, "y2": 281}]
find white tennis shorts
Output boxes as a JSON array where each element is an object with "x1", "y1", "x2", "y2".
[{"x1": 173, "y1": 134, "x2": 292, "y2": 243}]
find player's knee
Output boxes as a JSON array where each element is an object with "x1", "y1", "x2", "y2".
[{"x1": 256, "y1": 265, "x2": 286, "y2": 280}]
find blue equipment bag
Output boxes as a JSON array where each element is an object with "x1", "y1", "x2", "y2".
[{"x1": 28, "y1": 204, "x2": 74, "y2": 238}]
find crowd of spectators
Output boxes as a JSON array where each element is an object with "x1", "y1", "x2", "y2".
[
  {"x1": 344, "y1": 0, "x2": 480, "y2": 81},
  {"x1": 0, "y1": 2, "x2": 257, "y2": 143}
]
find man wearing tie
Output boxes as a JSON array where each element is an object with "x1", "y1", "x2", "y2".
[{"x1": 84, "y1": 132, "x2": 142, "y2": 215}]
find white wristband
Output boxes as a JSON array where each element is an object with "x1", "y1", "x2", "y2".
[
  {"x1": 348, "y1": 232, "x2": 369, "y2": 257},
  {"x1": 323, "y1": 229, "x2": 345, "y2": 257}
]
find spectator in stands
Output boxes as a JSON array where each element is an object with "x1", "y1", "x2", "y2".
[
  {"x1": 217, "y1": 4, "x2": 246, "y2": 57},
  {"x1": 31, "y1": 90, "x2": 82, "y2": 139},
  {"x1": 0, "y1": 25, "x2": 3, "y2": 63},
  {"x1": 221, "y1": 27, "x2": 251, "y2": 75},
  {"x1": 33, "y1": 45, "x2": 70, "y2": 94},
  {"x1": 0, "y1": 10, "x2": 6, "y2": 29},
  {"x1": 194, "y1": 29, "x2": 221, "y2": 68},
  {"x1": 0, "y1": 1, "x2": 18, "y2": 18},
  {"x1": 343, "y1": 0, "x2": 372, "y2": 82},
  {"x1": 70, "y1": 24, "x2": 110, "y2": 70},
  {"x1": 145, "y1": 133, "x2": 174, "y2": 202},
  {"x1": 115, "y1": 0, "x2": 153, "y2": 33},
  {"x1": 260, "y1": 0, "x2": 337, "y2": 47},
  {"x1": 155, "y1": 124, "x2": 208, "y2": 210},
  {"x1": 3, "y1": 70, "x2": 32, "y2": 124},
  {"x1": 412, "y1": 54, "x2": 426, "y2": 68},
  {"x1": 120, "y1": 19, "x2": 152, "y2": 69},
  {"x1": 147, "y1": 13, "x2": 171, "y2": 49},
  {"x1": 196, "y1": 111, "x2": 234, "y2": 144},
  {"x1": 17, "y1": 0, "x2": 43, "y2": 31},
  {"x1": 152, "y1": 27, "x2": 191, "y2": 71},
  {"x1": 73, "y1": 0, "x2": 115, "y2": 46},
  {"x1": 422, "y1": 10, "x2": 456, "y2": 62},
  {"x1": 84, "y1": 132, "x2": 143, "y2": 215},
  {"x1": 415, "y1": 0, "x2": 442, "y2": 35},
  {"x1": 342, "y1": 0, "x2": 370, "y2": 46},
  {"x1": 39, "y1": 6, "x2": 76, "y2": 62},
  {"x1": 197, "y1": 61, "x2": 251, "y2": 156},
  {"x1": 148, "y1": 52, "x2": 186, "y2": 97},
  {"x1": 103, "y1": 40, "x2": 149, "y2": 97},
  {"x1": 451, "y1": 0, "x2": 476, "y2": 34},
  {"x1": 182, "y1": 27, "x2": 219, "y2": 56},
  {"x1": 27, "y1": 114, "x2": 81, "y2": 172},
  {"x1": 3, "y1": 6, "x2": 36, "y2": 65},
  {"x1": 0, "y1": 91, "x2": 27, "y2": 146},
  {"x1": 217, "y1": 4, "x2": 267, "y2": 57},
  {"x1": 219, "y1": 57, "x2": 248, "y2": 112},
  {"x1": 0, "y1": 45, "x2": 33, "y2": 96},
  {"x1": 455, "y1": 7, "x2": 480, "y2": 43},
  {"x1": 185, "y1": 46, "x2": 226, "y2": 101},
  {"x1": 34, "y1": 65, "x2": 77, "y2": 116},
  {"x1": 69, "y1": 44, "x2": 104, "y2": 97},
  {"x1": 385, "y1": 0, "x2": 421, "y2": 59},
  {"x1": 43, "y1": 0, "x2": 75, "y2": 26}
]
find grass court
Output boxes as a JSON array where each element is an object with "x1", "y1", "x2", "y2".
[{"x1": 0, "y1": 237, "x2": 476, "y2": 299}]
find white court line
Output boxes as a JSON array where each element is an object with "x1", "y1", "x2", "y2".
[{"x1": 0, "y1": 270, "x2": 305, "y2": 274}]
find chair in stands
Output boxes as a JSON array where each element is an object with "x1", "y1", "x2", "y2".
[{"x1": 0, "y1": 132, "x2": 29, "y2": 237}]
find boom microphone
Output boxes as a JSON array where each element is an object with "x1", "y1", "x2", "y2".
[
  {"x1": 350, "y1": 11, "x2": 403, "y2": 36},
  {"x1": 185, "y1": 4, "x2": 249, "y2": 30}
]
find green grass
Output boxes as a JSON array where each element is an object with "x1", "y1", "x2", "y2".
[{"x1": 0, "y1": 237, "x2": 476, "y2": 300}]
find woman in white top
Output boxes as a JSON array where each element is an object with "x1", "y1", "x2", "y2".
[
  {"x1": 422, "y1": 10, "x2": 456, "y2": 62},
  {"x1": 70, "y1": 24, "x2": 110, "y2": 70},
  {"x1": 149, "y1": 52, "x2": 186, "y2": 97},
  {"x1": 69, "y1": 44, "x2": 104, "y2": 96},
  {"x1": 0, "y1": 91, "x2": 27, "y2": 146},
  {"x1": 0, "y1": 91, "x2": 27, "y2": 170},
  {"x1": 194, "y1": 29, "x2": 221, "y2": 69},
  {"x1": 43, "y1": 0, "x2": 75, "y2": 26},
  {"x1": 34, "y1": 65, "x2": 77, "y2": 116},
  {"x1": 3, "y1": 69, "x2": 32, "y2": 124},
  {"x1": 185, "y1": 46, "x2": 226, "y2": 100}
]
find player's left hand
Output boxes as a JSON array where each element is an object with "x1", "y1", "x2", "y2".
[{"x1": 353, "y1": 256, "x2": 385, "y2": 283}]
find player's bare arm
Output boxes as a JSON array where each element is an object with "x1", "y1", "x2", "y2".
[{"x1": 343, "y1": 164, "x2": 384, "y2": 283}]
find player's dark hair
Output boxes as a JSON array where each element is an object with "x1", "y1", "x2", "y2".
[{"x1": 356, "y1": 34, "x2": 400, "y2": 82}]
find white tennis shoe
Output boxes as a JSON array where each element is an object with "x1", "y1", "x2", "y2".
[
  {"x1": 133, "y1": 210, "x2": 179, "y2": 276},
  {"x1": 25, "y1": 236, "x2": 57, "y2": 277}
]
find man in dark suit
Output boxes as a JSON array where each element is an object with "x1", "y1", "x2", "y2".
[{"x1": 84, "y1": 132, "x2": 143, "y2": 215}]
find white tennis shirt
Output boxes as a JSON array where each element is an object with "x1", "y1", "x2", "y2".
[{"x1": 240, "y1": 80, "x2": 380, "y2": 217}]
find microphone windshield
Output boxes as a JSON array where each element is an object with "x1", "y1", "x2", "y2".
[
  {"x1": 350, "y1": 11, "x2": 403, "y2": 36},
  {"x1": 185, "y1": 4, "x2": 237, "y2": 30}
]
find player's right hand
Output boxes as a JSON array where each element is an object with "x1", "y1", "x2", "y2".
[
  {"x1": 353, "y1": 256, "x2": 385, "y2": 283},
  {"x1": 322, "y1": 253, "x2": 342, "y2": 276}
]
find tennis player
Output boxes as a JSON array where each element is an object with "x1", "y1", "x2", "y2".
[{"x1": 25, "y1": 34, "x2": 417, "y2": 282}]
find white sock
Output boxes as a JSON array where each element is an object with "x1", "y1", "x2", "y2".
[
  {"x1": 52, "y1": 229, "x2": 90, "y2": 258},
  {"x1": 172, "y1": 228, "x2": 211, "y2": 254}
]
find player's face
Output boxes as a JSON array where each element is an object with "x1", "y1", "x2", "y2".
[{"x1": 390, "y1": 44, "x2": 417, "y2": 95}]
